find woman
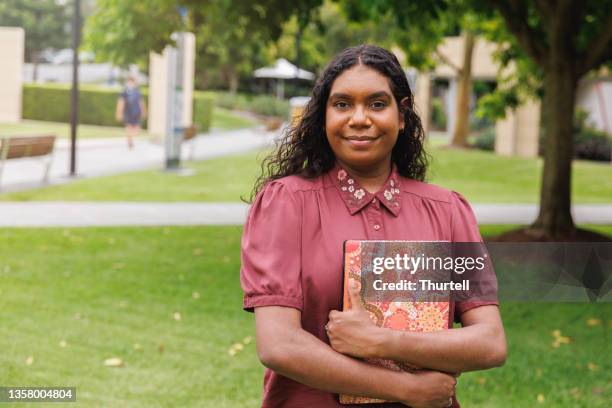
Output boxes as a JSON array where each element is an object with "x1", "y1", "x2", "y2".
[{"x1": 241, "y1": 45, "x2": 506, "y2": 408}]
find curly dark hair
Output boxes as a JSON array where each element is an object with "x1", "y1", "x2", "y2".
[{"x1": 250, "y1": 44, "x2": 428, "y2": 201}]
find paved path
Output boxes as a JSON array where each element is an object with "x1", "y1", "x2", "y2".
[
  {"x1": 0, "y1": 126, "x2": 278, "y2": 193},
  {"x1": 0, "y1": 202, "x2": 610, "y2": 227}
]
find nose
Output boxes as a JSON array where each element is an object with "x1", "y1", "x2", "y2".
[{"x1": 348, "y1": 105, "x2": 371, "y2": 128}]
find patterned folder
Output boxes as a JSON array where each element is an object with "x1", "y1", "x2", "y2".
[{"x1": 339, "y1": 240, "x2": 450, "y2": 404}]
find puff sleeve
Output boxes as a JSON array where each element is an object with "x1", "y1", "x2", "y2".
[
  {"x1": 240, "y1": 181, "x2": 303, "y2": 312},
  {"x1": 450, "y1": 191, "x2": 499, "y2": 320}
]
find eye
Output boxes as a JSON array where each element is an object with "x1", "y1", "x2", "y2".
[
  {"x1": 370, "y1": 100, "x2": 387, "y2": 110},
  {"x1": 333, "y1": 101, "x2": 350, "y2": 110}
]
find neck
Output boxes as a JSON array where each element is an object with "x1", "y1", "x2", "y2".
[{"x1": 338, "y1": 158, "x2": 391, "y2": 194}]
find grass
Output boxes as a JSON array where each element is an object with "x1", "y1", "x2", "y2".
[
  {"x1": 211, "y1": 107, "x2": 258, "y2": 131},
  {"x1": 0, "y1": 150, "x2": 266, "y2": 202},
  {"x1": 0, "y1": 109, "x2": 258, "y2": 140},
  {"x1": 1, "y1": 142, "x2": 611, "y2": 203},
  {"x1": 0, "y1": 224, "x2": 609, "y2": 407}
]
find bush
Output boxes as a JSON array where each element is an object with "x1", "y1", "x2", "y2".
[
  {"x1": 472, "y1": 127, "x2": 496, "y2": 151},
  {"x1": 250, "y1": 95, "x2": 290, "y2": 119},
  {"x1": 574, "y1": 125, "x2": 611, "y2": 162},
  {"x1": 22, "y1": 84, "x2": 214, "y2": 132},
  {"x1": 540, "y1": 109, "x2": 612, "y2": 162},
  {"x1": 23, "y1": 83, "x2": 127, "y2": 127},
  {"x1": 431, "y1": 98, "x2": 447, "y2": 130},
  {"x1": 193, "y1": 92, "x2": 214, "y2": 133},
  {"x1": 205, "y1": 91, "x2": 290, "y2": 119}
]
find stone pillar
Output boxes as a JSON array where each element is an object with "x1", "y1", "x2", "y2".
[
  {"x1": 148, "y1": 32, "x2": 196, "y2": 137},
  {"x1": 414, "y1": 72, "x2": 432, "y2": 136},
  {"x1": 0, "y1": 27, "x2": 24, "y2": 123},
  {"x1": 495, "y1": 99, "x2": 541, "y2": 158}
]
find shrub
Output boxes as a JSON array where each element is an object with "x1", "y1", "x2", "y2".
[
  {"x1": 472, "y1": 127, "x2": 496, "y2": 151},
  {"x1": 22, "y1": 83, "x2": 126, "y2": 127},
  {"x1": 250, "y1": 95, "x2": 290, "y2": 119},
  {"x1": 205, "y1": 91, "x2": 289, "y2": 119},
  {"x1": 192, "y1": 92, "x2": 214, "y2": 133},
  {"x1": 540, "y1": 109, "x2": 612, "y2": 162},
  {"x1": 22, "y1": 84, "x2": 214, "y2": 132},
  {"x1": 431, "y1": 98, "x2": 447, "y2": 130}
]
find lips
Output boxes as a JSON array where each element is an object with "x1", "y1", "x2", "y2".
[
  {"x1": 345, "y1": 135, "x2": 379, "y2": 141},
  {"x1": 342, "y1": 135, "x2": 381, "y2": 148}
]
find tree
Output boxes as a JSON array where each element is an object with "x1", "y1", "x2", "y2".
[
  {"x1": 342, "y1": 0, "x2": 482, "y2": 147},
  {"x1": 0, "y1": 0, "x2": 71, "y2": 81},
  {"x1": 85, "y1": 0, "x2": 315, "y2": 92},
  {"x1": 84, "y1": 0, "x2": 183, "y2": 68},
  {"x1": 486, "y1": 0, "x2": 612, "y2": 239}
]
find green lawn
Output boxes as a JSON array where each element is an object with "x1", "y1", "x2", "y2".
[
  {"x1": 0, "y1": 109, "x2": 257, "y2": 140},
  {"x1": 211, "y1": 107, "x2": 259, "y2": 131},
  {"x1": 0, "y1": 225, "x2": 609, "y2": 407},
  {"x1": 2, "y1": 143, "x2": 611, "y2": 203},
  {"x1": 0, "y1": 150, "x2": 266, "y2": 202}
]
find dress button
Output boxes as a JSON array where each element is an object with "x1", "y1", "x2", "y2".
[
  {"x1": 373, "y1": 224, "x2": 381, "y2": 230},
  {"x1": 371, "y1": 199, "x2": 377, "y2": 204}
]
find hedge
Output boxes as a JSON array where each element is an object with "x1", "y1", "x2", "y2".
[
  {"x1": 22, "y1": 84, "x2": 214, "y2": 133},
  {"x1": 203, "y1": 90, "x2": 290, "y2": 119}
]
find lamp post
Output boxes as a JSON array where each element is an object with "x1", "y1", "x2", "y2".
[{"x1": 69, "y1": 0, "x2": 80, "y2": 176}]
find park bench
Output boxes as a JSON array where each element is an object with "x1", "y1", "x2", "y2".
[{"x1": 0, "y1": 135, "x2": 56, "y2": 189}]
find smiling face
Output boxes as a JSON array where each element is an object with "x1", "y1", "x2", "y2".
[{"x1": 325, "y1": 64, "x2": 404, "y2": 175}]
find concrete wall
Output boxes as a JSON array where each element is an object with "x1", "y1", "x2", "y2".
[
  {"x1": 147, "y1": 32, "x2": 195, "y2": 136},
  {"x1": 576, "y1": 79, "x2": 612, "y2": 135},
  {"x1": 495, "y1": 99, "x2": 541, "y2": 158},
  {"x1": 0, "y1": 27, "x2": 24, "y2": 123}
]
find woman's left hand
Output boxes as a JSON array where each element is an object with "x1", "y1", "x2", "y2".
[{"x1": 326, "y1": 279, "x2": 385, "y2": 359}]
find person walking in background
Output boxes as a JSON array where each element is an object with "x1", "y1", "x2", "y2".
[{"x1": 115, "y1": 76, "x2": 146, "y2": 149}]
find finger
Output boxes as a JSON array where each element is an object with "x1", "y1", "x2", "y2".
[{"x1": 348, "y1": 278, "x2": 364, "y2": 311}]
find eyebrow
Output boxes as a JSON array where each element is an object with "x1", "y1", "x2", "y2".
[{"x1": 329, "y1": 91, "x2": 392, "y2": 100}]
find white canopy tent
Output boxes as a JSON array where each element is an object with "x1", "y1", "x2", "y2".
[{"x1": 254, "y1": 58, "x2": 315, "y2": 99}]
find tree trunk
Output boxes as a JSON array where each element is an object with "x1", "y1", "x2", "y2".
[
  {"x1": 450, "y1": 32, "x2": 475, "y2": 147},
  {"x1": 532, "y1": 64, "x2": 577, "y2": 238},
  {"x1": 228, "y1": 69, "x2": 239, "y2": 95}
]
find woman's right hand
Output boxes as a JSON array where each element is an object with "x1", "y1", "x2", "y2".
[{"x1": 399, "y1": 370, "x2": 457, "y2": 408}]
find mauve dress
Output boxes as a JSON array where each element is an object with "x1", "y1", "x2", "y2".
[{"x1": 241, "y1": 163, "x2": 498, "y2": 408}]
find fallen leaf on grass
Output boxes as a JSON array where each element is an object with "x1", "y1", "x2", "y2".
[
  {"x1": 587, "y1": 362, "x2": 599, "y2": 371},
  {"x1": 192, "y1": 292, "x2": 200, "y2": 299},
  {"x1": 158, "y1": 344, "x2": 165, "y2": 354},
  {"x1": 243, "y1": 336, "x2": 252, "y2": 345},
  {"x1": 228, "y1": 342, "x2": 245, "y2": 356},
  {"x1": 537, "y1": 394, "x2": 545, "y2": 403},
  {"x1": 551, "y1": 329, "x2": 571, "y2": 348},
  {"x1": 25, "y1": 356, "x2": 34, "y2": 365},
  {"x1": 103, "y1": 357, "x2": 124, "y2": 367},
  {"x1": 586, "y1": 318, "x2": 601, "y2": 327},
  {"x1": 173, "y1": 312, "x2": 182, "y2": 321},
  {"x1": 59, "y1": 340, "x2": 67, "y2": 348},
  {"x1": 592, "y1": 387, "x2": 603, "y2": 395}
]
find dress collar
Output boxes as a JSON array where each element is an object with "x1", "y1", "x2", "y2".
[{"x1": 330, "y1": 163, "x2": 402, "y2": 217}]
